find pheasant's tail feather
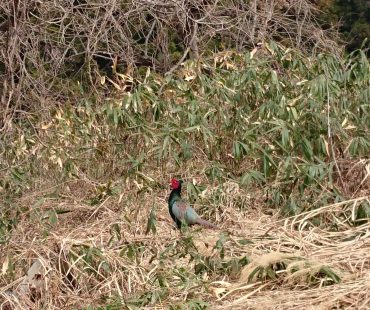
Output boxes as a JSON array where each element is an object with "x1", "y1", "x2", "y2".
[{"x1": 195, "y1": 218, "x2": 219, "y2": 230}]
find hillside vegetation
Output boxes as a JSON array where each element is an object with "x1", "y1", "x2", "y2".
[
  {"x1": 318, "y1": 0, "x2": 370, "y2": 54},
  {"x1": 0, "y1": 40, "x2": 369, "y2": 308},
  {"x1": 1, "y1": 0, "x2": 369, "y2": 309}
]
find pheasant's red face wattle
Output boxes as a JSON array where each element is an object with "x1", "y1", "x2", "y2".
[{"x1": 171, "y1": 178, "x2": 180, "y2": 189}]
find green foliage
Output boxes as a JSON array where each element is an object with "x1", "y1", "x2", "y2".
[
  {"x1": 70, "y1": 245, "x2": 111, "y2": 278},
  {"x1": 1, "y1": 41, "x2": 369, "y2": 228},
  {"x1": 354, "y1": 202, "x2": 370, "y2": 225},
  {"x1": 318, "y1": 0, "x2": 370, "y2": 54},
  {"x1": 84, "y1": 302, "x2": 123, "y2": 310},
  {"x1": 245, "y1": 255, "x2": 341, "y2": 286},
  {"x1": 145, "y1": 206, "x2": 157, "y2": 235},
  {"x1": 194, "y1": 255, "x2": 249, "y2": 279},
  {"x1": 170, "y1": 300, "x2": 209, "y2": 310},
  {"x1": 87, "y1": 182, "x2": 118, "y2": 206}
]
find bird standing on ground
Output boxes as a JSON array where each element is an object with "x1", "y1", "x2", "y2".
[{"x1": 168, "y1": 178, "x2": 218, "y2": 229}]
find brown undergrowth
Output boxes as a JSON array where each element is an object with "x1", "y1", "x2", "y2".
[{"x1": 1, "y1": 174, "x2": 369, "y2": 309}]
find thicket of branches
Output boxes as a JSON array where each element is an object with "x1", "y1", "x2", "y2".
[
  {"x1": 0, "y1": 0, "x2": 340, "y2": 132},
  {"x1": 0, "y1": 2, "x2": 369, "y2": 308}
]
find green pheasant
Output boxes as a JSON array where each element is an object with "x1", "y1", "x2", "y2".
[{"x1": 168, "y1": 178, "x2": 218, "y2": 229}]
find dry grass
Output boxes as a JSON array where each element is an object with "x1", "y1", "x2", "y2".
[
  {"x1": 1, "y1": 25, "x2": 368, "y2": 309},
  {"x1": 1, "y1": 173, "x2": 369, "y2": 309}
]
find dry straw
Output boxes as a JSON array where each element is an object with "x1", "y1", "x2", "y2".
[{"x1": 1, "y1": 178, "x2": 369, "y2": 309}]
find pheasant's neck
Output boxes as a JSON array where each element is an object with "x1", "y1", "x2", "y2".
[{"x1": 168, "y1": 187, "x2": 182, "y2": 207}]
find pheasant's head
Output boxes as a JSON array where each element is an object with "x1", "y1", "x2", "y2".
[{"x1": 170, "y1": 178, "x2": 183, "y2": 190}]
